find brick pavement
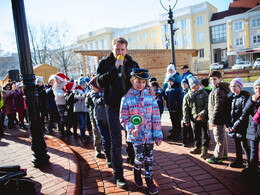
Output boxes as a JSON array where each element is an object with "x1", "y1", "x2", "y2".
[{"x1": 0, "y1": 116, "x2": 259, "y2": 195}]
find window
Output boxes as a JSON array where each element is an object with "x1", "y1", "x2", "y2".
[
  {"x1": 197, "y1": 16, "x2": 202, "y2": 26},
  {"x1": 153, "y1": 43, "x2": 157, "y2": 49},
  {"x1": 234, "y1": 21, "x2": 243, "y2": 31},
  {"x1": 199, "y1": 49, "x2": 204, "y2": 58},
  {"x1": 136, "y1": 34, "x2": 139, "y2": 42},
  {"x1": 144, "y1": 32, "x2": 147, "y2": 40},
  {"x1": 252, "y1": 18, "x2": 260, "y2": 27},
  {"x1": 136, "y1": 46, "x2": 140, "y2": 49},
  {"x1": 165, "y1": 25, "x2": 169, "y2": 33},
  {"x1": 198, "y1": 32, "x2": 204, "y2": 42},
  {"x1": 152, "y1": 31, "x2": 156, "y2": 38},
  {"x1": 182, "y1": 20, "x2": 186, "y2": 29},
  {"x1": 128, "y1": 37, "x2": 131, "y2": 43},
  {"x1": 145, "y1": 45, "x2": 148, "y2": 49},
  {"x1": 253, "y1": 35, "x2": 260, "y2": 44},
  {"x1": 235, "y1": 37, "x2": 244, "y2": 46},
  {"x1": 210, "y1": 24, "x2": 227, "y2": 43},
  {"x1": 183, "y1": 35, "x2": 187, "y2": 45}
]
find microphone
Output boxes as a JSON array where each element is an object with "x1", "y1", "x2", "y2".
[{"x1": 117, "y1": 55, "x2": 124, "y2": 77}]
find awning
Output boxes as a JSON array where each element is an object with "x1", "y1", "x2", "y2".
[{"x1": 227, "y1": 48, "x2": 260, "y2": 56}]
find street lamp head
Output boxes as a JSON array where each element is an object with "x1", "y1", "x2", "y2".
[{"x1": 159, "y1": 0, "x2": 178, "y2": 12}]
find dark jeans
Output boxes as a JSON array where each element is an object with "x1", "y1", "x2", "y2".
[
  {"x1": 76, "y1": 112, "x2": 88, "y2": 138},
  {"x1": 96, "y1": 120, "x2": 111, "y2": 160},
  {"x1": 7, "y1": 114, "x2": 16, "y2": 129},
  {"x1": 57, "y1": 105, "x2": 67, "y2": 134},
  {"x1": 47, "y1": 108, "x2": 60, "y2": 131},
  {"x1": 106, "y1": 107, "x2": 123, "y2": 179},
  {"x1": 191, "y1": 121, "x2": 209, "y2": 148},
  {"x1": 182, "y1": 122, "x2": 193, "y2": 144},
  {"x1": 249, "y1": 139, "x2": 259, "y2": 173},
  {"x1": 234, "y1": 138, "x2": 250, "y2": 163},
  {"x1": 169, "y1": 111, "x2": 181, "y2": 137}
]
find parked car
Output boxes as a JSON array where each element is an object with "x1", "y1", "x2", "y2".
[
  {"x1": 232, "y1": 61, "x2": 252, "y2": 69},
  {"x1": 254, "y1": 58, "x2": 260, "y2": 68},
  {"x1": 211, "y1": 62, "x2": 224, "y2": 70}
]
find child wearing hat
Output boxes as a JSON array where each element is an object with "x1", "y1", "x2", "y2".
[
  {"x1": 226, "y1": 77, "x2": 250, "y2": 169},
  {"x1": 120, "y1": 68, "x2": 163, "y2": 194},
  {"x1": 232, "y1": 77, "x2": 260, "y2": 177},
  {"x1": 183, "y1": 76, "x2": 209, "y2": 158},
  {"x1": 150, "y1": 81, "x2": 164, "y2": 117},
  {"x1": 165, "y1": 76, "x2": 182, "y2": 141},
  {"x1": 36, "y1": 76, "x2": 47, "y2": 132},
  {"x1": 53, "y1": 73, "x2": 68, "y2": 137},
  {"x1": 181, "y1": 78, "x2": 194, "y2": 147},
  {"x1": 89, "y1": 76, "x2": 111, "y2": 165},
  {"x1": 74, "y1": 77, "x2": 91, "y2": 144},
  {"x1": 64, "y1": 82, "x2": 78, "y2": 138}
]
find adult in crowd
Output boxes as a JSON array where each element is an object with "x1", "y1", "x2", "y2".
[
  {"x1": 96, "y1": 37, "x2": 139, "y2": 189},
  {"x1": 181, "y1": 65, "x2": 193, "y2": 81},
  {"x1": 163, "y1": 63, "x2": 182, "y2": 91}
]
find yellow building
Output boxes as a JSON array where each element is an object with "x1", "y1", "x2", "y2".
[{"x1": 76, "y1": 2, "x2": 217, "y2": 72}]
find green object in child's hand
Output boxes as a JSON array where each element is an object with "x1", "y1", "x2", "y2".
[{"x1": 130, "y1": 115, "x2": 142, "y2": 125}]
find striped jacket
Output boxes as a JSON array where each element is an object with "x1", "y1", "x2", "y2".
[{"x1": 120, "y1": 87, "x2": 163, "y2": 144}]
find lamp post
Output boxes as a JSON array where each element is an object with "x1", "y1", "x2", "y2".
[
  {"x1": 11, "y1": 0, "x2": 50, "y2": 168},
  {"x1": 160, "y1": 0, "x2": 178, "y2": 67}
]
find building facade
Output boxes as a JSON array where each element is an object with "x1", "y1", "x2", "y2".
[{"x1": 75, "y1": 2, "x2": 217, "y2": 73}]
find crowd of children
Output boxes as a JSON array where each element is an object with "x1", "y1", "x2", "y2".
[{"x1": 0, "y1": 66, "x2": 260, "y2": 193}]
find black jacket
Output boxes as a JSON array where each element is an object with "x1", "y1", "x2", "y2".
[
  {"x1": 226, "y1": 90, "x2": 251, "y2": 135},
  {"x1": 96, "y1": 53, "x2": 139, "y2": 109},
  {"x1": 233, "y1": 97, "x2": 260, "y2": 141},
  {"x1": 165, "y1": 82, "x2": 182, "y2": 112}
]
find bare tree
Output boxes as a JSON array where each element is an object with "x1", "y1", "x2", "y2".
[
  {"x1": 28, "y1": 24, "x2": 53, "y2": 65},
  {"x1": 50, "y1": 22, "x2": 76, "y2": 76}
]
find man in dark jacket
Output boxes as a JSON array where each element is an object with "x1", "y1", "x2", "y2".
[{"x1": 96, "y1": 37, "x2": 139, "y2": 189}]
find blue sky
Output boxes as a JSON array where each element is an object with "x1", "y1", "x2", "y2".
[{"x1": 0, "y1": 0, "x2": 233, "y2": 53}]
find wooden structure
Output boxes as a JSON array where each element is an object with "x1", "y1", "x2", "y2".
[
  {"x1": 0, "y1": 63, "x2": 59, "y2": 86},
  {"x1": 33, "y1": 63, "x2": 59, "y2": 84},
  {"x1": 74, "y1": 49, "x2": 198, "y2": 85}
]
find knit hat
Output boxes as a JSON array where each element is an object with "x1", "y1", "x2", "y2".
[
  {"x1": 48, "y1": 75, "x2": 56, "y2": 83},
  {"x1": 167, "y1": 63, "x2": 176, "y2": 74},
  {"x1": 55, "y1": 73, "x2": 68, "y2": 83},
  {"x1": 168, "y1": 76, "x2": 175, "y2": 82},
  {"x1": 254, "y1": 77, "x2": 260, "y2": 87},
  {"x1": 65, "y1": 82, "x2": 77, "y2": 92},
  {"x1": 181, "y1": 78, "x2": 188, "y2": 85},
  {"x1": 149, "y1": 77, "x2": 157, "y2": 82},
  {"x1": 188, "y1": 76, "x2": 201, "y2": 89},
  {"x1": 89, "y1": 76, "x2": 103, "y2": 90},
  {"x1": 231, "y1": 77, "x2": 243, "y2": 89},
  {"x1": 36, "y1": 76, "x2": 44, "y2": 84},
  {"x1": 85, "y1": 77, "x2": 90, "y2": 83},
  {"x1": 78, "y1": 77, "x2": 87, "y2": 85}
]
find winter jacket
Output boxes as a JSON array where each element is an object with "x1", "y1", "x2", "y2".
[
  {"x1": 74, "y1": 86, "x2": 89, "y2": 113},
  {"x1": 64, "y1": 91, "x2": 77, "y2": 125},
  {"x1": 181, "y1": 70, "x2": 193, "y2": 81},
  {"x1": 45, "y1": 85, "x2": 58, "y2": 111},
  {"x1": 165, "y1": 82, "x2": 182, "y2": 112},
  {"x1": 53, "y1": 82, "x2": 67, "y2": 105},
  {"x1": 226, "y1": 90, "x2": 251, "y2": 135},
  {"x1": 37, "y1": 85, "x2": 47, "y2": 113},
  {"x1": 183, "y1": 88, "x2": 208, "y2": 124},
  {"x1": 85, "y1": 91, "x2": 96, "y2": 123},
  {"x1": 97, "y1": 53, "x2": 139, "y2": 109},
  {"x1": 163, "y1": 72, "x2": 182, "y2": 91},
  {"x1": 233, "y1": 97, "x2": 260, "y2": 141},
  {"x1": 253, "y1": 106, "x2": 260, "y2": 124},
  {"x1": 90, "y1": 91, "x2": 107, "y2": 123},
  {"x1": 13, "y1": 90, "x2": 26, "y2": 109},
  {"x1": 154, "y1": 87, "x2": 164, "y2": 115},
  {"x1": 208, "y1": 82, "x2": 230, "y2": 125},
  {"x1": 0, "y1": 91, "x2": 3, "y2": 109},
  {"x1": 2, "y1": 90, "x2": 15, "y2": 115},
  {"x1": 120, "y1": 87, "x2": 163, "y2": 144}
]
